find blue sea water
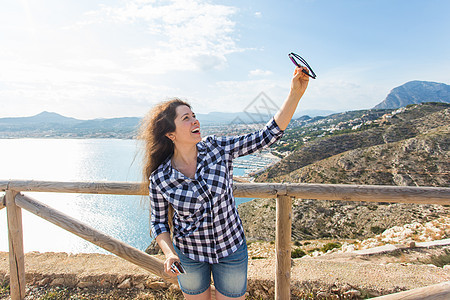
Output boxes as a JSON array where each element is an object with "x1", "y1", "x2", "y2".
[{"x1": 0, "y1": 139, "x2": 255, "y2": 254}]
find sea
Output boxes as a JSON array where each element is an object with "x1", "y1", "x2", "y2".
[{"x1": 0, "y1": 139, "x2": 263, "y2": 254}]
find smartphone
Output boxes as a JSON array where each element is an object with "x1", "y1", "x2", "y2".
[{"x1": 171, "y1": 261, "x2": 185, "y2": 274}]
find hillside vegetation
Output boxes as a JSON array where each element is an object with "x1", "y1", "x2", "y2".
[
  {"x1": 240, "y1": 103, "x2": 449, "y2": 242},
  {"x1": 256, "y1": 102, "x2": 449, "y2": 186}
]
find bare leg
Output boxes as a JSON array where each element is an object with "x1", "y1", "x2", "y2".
[
  {"x1": 215, "y1": 289, "x2": 245, "y2": 300},
  {"x1": 182, "y1": 287, "x2": 212, "y2": 300}
]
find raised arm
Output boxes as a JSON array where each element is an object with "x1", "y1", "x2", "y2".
[{"x1": 274, "y1": 67, "x2": 310, "y2": 131}]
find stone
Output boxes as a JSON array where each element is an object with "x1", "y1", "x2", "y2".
[
  {"x1": 145, "y1": 239, "x2": 163, "y2": 255},
  {"x1": 135, "y1": 283, "x2": 145, "y2": 290},
  {"x1": 77, "y1": 281, "x2": 94, "y2": 288},
  {"x1": 168, "y1": 283, "x2": 181, "y2": 292},
  {"x1": 341, "y1": 283, "x2": 352, "y2": 292},
  {"x1": 50, "y1": 278, "x2": 65, "y2": 286},
  {"x1": 146, "y1": 281, "x2": 167, "y2": 291},
  {"x1": 261, "y1": 283, "x2": 270, "y2": 292},
  {"x1": 118, "y1": 278, "x2": 132, "y2": 289},
  {"x1": 99, "y1": 279, "x2": 111, "y2": 287},
  {"x1": 145, "y1": 281, "x2": 168, "y2": 290},
  {"x1": 317, "y1": 291, "x2": 330, "y2": 298},
  {"x1": 331, "y1": 286, "x2": 341, "y2": 294},
  {"x1": 37, "y1": 278, "x2": 50, "y2": 286},
  {"x1": 344, "y1": 289, "x2": 361, "y2": 298},
  {"x1": 253, "y1": 289, "x2": 266, "y2": 298}
]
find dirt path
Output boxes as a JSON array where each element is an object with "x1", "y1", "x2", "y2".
[{"x1": 1, "y1": 247, "x2": 449, "y2": 299}]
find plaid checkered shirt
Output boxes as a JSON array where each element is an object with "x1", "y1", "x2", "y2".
[{"x1": 149, "y1": 118, "x2": 284, "y2": 263}]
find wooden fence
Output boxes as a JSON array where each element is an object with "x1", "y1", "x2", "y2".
[{"x1": 1, "y1": 180, "x2": 450, "y2": 300}]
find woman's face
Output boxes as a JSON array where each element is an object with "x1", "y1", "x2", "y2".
[{"x1": 167, "y1": 105, "x2": 201, "y2": 146}]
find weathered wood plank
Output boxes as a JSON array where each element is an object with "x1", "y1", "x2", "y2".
[
  {"x1": 233, "y1": 182, "x2": 450, "y2": 204},
  {"x1": 14, "y1": 193, "x2": 178, "y2": 285},
  {"x1": 1, "y1": 180, "x2": 143, "y2": 195},
  {"x1": 275, "y1": 196, "x2": 292, "y2": 300},
  {"x1": 371, "y1": 281, "x2": 450, "y2": 299},
  {"x1": 1, "y1": 180, "x2": 449, "y2": 205},
  {"x1": 6, "y1": 190, "x2": 26, "y2": 300},
  {"x1": 284, "y1": 183, "x2": 450, "y2": 205}
]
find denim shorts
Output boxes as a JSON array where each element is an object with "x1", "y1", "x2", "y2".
[{"x1": 173, "y1": 241, "x2": 248, "y2": 298}]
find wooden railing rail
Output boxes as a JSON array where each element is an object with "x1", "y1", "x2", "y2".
[
  {"x1": 371, "y1": 281, "x2": 450, "y2": 300},
  {"x1": 14, "y1": 193, "x2": 177, "y2": 284},
  {"x1": 1, "y1": 180, "x2": 449, "y2": 204},
  {"x1": 2, "y1": 180, "x2": 450, "y2": 300}
]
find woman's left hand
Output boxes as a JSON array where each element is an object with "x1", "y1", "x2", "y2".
[
  {"x1": 290, "y1": 66, "x2": 310, "y2": 98},
  {"x1": 164, "y1": 253, "x2": 182, "y2": 277}
]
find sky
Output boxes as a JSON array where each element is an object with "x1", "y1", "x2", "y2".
[{"x1": 1, "y1": 0, "x2": 449, "y2": 119}]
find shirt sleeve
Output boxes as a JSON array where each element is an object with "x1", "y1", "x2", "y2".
[
  {"x1": 149, "y1": 176, "x2": 170, "y2": 238},
  {"x1": 215, "y1": 117, "x2": 284, "y2": 159}
]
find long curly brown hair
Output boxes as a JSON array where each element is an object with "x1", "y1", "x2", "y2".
[{"x1": 138, "y1": 98, "x2": 191, "y2": 191}]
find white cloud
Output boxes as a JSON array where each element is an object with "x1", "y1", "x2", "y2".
[
  {"x1": 249, "y1": 69, "x2": 273, "y2": 77},
  {"x1": 0, "y1": 0, "x2": 248, "y2": 118},
  {"x1": 192, "y1": 78, "x2": 288, "y2": 114},
  {"x1": 80, "y1": 0, "x2": 241, "y2": 74}
]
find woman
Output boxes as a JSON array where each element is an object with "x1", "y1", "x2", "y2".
[{"x1": 139, "y1": 66, "x2": 309, "y2": 299}]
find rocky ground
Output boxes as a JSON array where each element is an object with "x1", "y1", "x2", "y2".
[
  {"x1": 1, "y1": 215, "x2": 450, "y2": 299},
  {"x1": 1, "y1": 244, "x2": 450, "y2": 300}
]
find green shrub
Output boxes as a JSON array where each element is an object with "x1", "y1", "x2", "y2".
[
  {"x1": 320, "y1": 242, "x2": 341, "y2": 253},
  {"x1": 291, "y1": 248, "x2": 306, "y2": 258},
  {"x1": 294, "y1": 240, "x2": 302, "y2": 247},
  {"x1": 0, "y1": 280, "x2": 9, "y2": 296},
  {"x1": 308, "y1": 247, "x2": 320, "y2": 253},
  {"x1": 370, "y1": 226, "x2": 385, "y2": 235},
  {"x1": 421, "y1": 249, "x2": 450, "y2": 267}
]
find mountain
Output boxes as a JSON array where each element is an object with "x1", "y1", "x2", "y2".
[
  {"x1": 241, "y1": 102, "x2": 449, "y2": 242},
  {"x1": 373, "y1": 81, "x2": 450, "y2": 109},
  {"x1": 0, "y1": 112, "x2": 142, "y2": 139},
  {"x1": 256, "y1": 102, "x2": 449, "y2": 186},
  {"x1": 1, "y1": 78, "x2": 449, "y2": 138},
  {"x1": 0, "y1": 111, "x2": 81, "y2": 125},
  {"x1": 195, "y1": 110, "x2": 334, "y2": 124},
  {"x1": 0, "y1": 111, "x2": 325, "y2": 138}
]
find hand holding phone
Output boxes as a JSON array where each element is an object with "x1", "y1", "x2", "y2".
[{"x1": 171, "y1": 261, "x2": 185, "y2": 274}]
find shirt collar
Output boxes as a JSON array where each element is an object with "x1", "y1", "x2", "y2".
[
  {"x1": 161, "y1": 140, "x2": 208, "y2": 179},
  {"x1": 197, "y1": 139, "x2": 207, "y2": 154}
]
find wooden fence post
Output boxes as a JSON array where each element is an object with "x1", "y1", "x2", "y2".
[
  {"x1": 6, "y1": 190, "x2": 26, "y2": 300},
  {"x1": 275, "y1": 195, "x2": 292, "y2": 300}
]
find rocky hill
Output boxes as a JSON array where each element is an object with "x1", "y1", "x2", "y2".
[
  {"x1": 238, "y1": 197, "x2": 448, "y2": 242},
  {"x1": 256, "y1": 102, "x2": 449, "y2": 185},
  {"x1": 241, "y1": 102, "x2": 449, "y2": 242},
  {"x1": 373, "y1": 81, "x2": 450, "y2": 109},
  {"x1": 266, "y1": 125, "x2": 449, "y2": 187}
]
